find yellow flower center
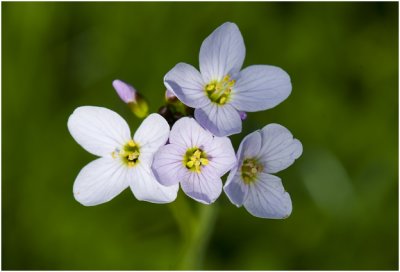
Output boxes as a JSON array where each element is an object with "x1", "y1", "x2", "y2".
[
  {"x1": 204, "y1": 75, "x2": 235, "y2": 105},
  {"x1": 241, "y1": 158, "x2": 264, "y2": 184},
  {"x1": 112, "y1": 140, "x2": 140, "y2": 168},
  {"x1": 183, "y1": 147, "x2": 209, "y2": 173}
]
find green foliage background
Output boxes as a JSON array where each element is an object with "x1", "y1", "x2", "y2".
[{"x1": 2, "y1": 2, "x2": 398, "y2": 270}]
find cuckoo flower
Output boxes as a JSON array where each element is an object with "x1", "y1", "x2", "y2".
[
  {"x1": 164, "y1": 22, "x2": 292, "y2": 137},
  {"x1": 67, "y1": 106, "x2": 178, "y2": 206},
  {"x1": 224, "y1": 124, "x2": 302, "y2": 219},
  {"x1": 152, "y1": 117, "x2": 236, "y2": 204}
]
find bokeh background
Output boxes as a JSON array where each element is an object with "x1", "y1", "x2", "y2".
[{"x1": 2, "y1": 2, "x2": 398, "y2": 270}]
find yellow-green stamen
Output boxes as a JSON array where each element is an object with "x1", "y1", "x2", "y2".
[
  {"x1": 204, "y1": 75, "x2": 235, "y2": 105},
  {"x1": 112, "y1": 140, "x2": 140, "y2": 167},
  {"x1": 241, "y1": 158, "x2": 263, "y2": 184},
  {"x1": 183, "y1": 147, "x2": 209, "y2": 173}
]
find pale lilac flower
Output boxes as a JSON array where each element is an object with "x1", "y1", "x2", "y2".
[
  {"x1": 68, "y1": 106, "x2": 178, "y2": 206},
  {"x1": 164, "y1": 22, "x2": 291, "y2": 137},
  {"x1": 224, "y1": 124, "x2": 302, "y2": 219},
  {"x1": 152, "y1": 117, "x2": 236, "y2": 204}
]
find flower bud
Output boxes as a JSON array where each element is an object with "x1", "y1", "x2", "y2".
[
  {"x1": 112, "y1": 79, "x2": 148, "y2": 118},
  {"x1": 239, "y1": 111, "x2": 247, "y2": 121},
  {"x1": 113, "y1": 79, "x2": 136, "y2": 103},
  {"x1": 165, "y1": 89, "x2": 178, "y2": 102}
]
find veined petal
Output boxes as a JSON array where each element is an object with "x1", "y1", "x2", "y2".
[
  {"x1": 231, "y1": 65, "x2": 292, "y2": 112},
  {"x1": 134, "y1": 113, "x2": 170, "y2": 164},
  {"x1": 224, "y1": 166, "x2": 248, "y2": 207},
  {"x1": 169, "y1": 117, "x2": 213, "y2": 149},
  {"x1": 194, "y1": 103, "x2": 242, "y2": 137},
  {"x1": 152, "y1": 144, "x2": 188, "y2": 186},
  {"x1": 243, "y1": 173, "x2": 292, "y2": 219},
  {"x1": 199, "y1": 22, "x2": 245, "y2": 82},
  {"x1": 73, "y1": 158, "x2": 128, "y2": 206},
  {"x1": 237, "y1": 130, "x2": 262, "y2": 161},
  {"x1": 259, "y1": 124, "x2": 303, "y2": 173},
  {"x1": 129, "y1": 163, "x2": 179, "y2": 203},
  {"x1": 68, "y1": 106, "x2": 131, "y2": 157},
  {"x1": 164, "y1": 63, "x2": 209, "y2": 108},
  {"x1": 181, "y1": 168, "x2": 222, "y2": 204},
  {"x1": 204, "y1": 136, "x2": 236, "y2": 176},
  {"x1": 223, "y1": 130, "x2": 263, "y2": 207}
]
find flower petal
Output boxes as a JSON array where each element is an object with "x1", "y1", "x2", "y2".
[
  {"x1": 243, "y1": 173, "x2": 292, "y2": 219},
  {"x1": 237, "y1": 130, "x2": 263, "y2": 161},
  {"x1": 129, "y1": 163, "x2": 179, "y2": 203},
  {"x1": 68, "y1": 106, "x2": 131, "y2": 157},
  {"x1": 134, "y1": 113, "x2": 170, "y2": 165},
  {"x1": 180, "y1": 168, "x2": 222, "y2": 204},
  {"x1": 204, "y1": 136, "x2": 236, "y2": 176},
  {"x1": 223, "y1": 130, "x2": 263, "y2": 207},
  {"x1": 231, "y1": 65, "x2": 292, "y2": 112},
  {"x1": 224, "y1": 166, "x2": 248, "y2": 207},
  {"x1": 164, "y1": 63, "x2": 209, "y2": 108},
  {"x1": 169, "y1": 117, "x2": 213, "y2": 149},
  {"x1": 259, "y1": 124, "x2": 303, "y2": 173},
  {"x1": 199, "y1": 22, "x2": 245, "y2": 82},
  {"x1": 73, "y1": 158, "x2": 129, "y2": 206},
  {"x1": 152, "y1": 144, "x2": 188, "y2": 186},
  {"x1": 195, "y1": 103, "x2": 242, "y2": 137}
]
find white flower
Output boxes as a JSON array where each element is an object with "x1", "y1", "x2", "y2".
[
  {"x1": 224, "y1": 124, "x2": 302, "y2": 219},
  {"x1": 67, "y1": 106, "x2": 178, "y2": 206},
  {"x1": 164, "y1": 22, "x2": 291, "y2": 137}
]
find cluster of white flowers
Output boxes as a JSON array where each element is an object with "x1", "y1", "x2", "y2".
[{"x1": 68, "y1": 22, "x2": 302, "y2": 219}]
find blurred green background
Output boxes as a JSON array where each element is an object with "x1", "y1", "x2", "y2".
[{"x1": 2, "y1": 2, "x2": 398, "y2": 270}]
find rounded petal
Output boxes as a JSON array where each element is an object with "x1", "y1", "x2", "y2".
[
  {"x1": 223, "y1": 131, "x2": 263, "y2": 207},
  {"x1": 224, "y1": 166, "x2": 248, "y2": 207},
  {"x1": 259, "y1": 124, "x2": 303, "y2": 173},
  {"x1": 194, "y1": 103, "x2": 242, "y2": 137},
  {"x1": 169, "y1": 117, "x2": 213, "y2": 149},
  {"x1": 134, "y1": 113, "x2": 170, "y2": 164},
  {"x1": 68, "y1": 106, "x2": 131, "y2": 157},
  {"x1": 164, "y1": 63, "x2": 209, "y2": 108},
  {"x1": 231, "y1": 65, "x2": 292, "y2": 112},
  {"x1": 237, "y1": 130, "x2": 263, "y2": 161},
  {"x1": 129, "y1": 163, "x2": 179, "y2": 204},
  {"x1": 73, "y1": 158, "x2": 129, "y2": 206},
  {"x1": 199, "y1": 22, "x2": 245, "y2": 82},
  {"x1": 152, "y1": 144, "x2": 188, "y2": 186},
  {"x1": 204, "y1": 136, "x2": 236, "y2": 176},
  {"x1": 181, "y1": 168, "x2": 222, "y2": 204},
  {"x1": 243, "y1": 173, "x2": 292, "y2": 219}
]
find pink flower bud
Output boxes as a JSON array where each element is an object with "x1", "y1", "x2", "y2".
[
  {"x1": 112, "y1": 79, "x2": 137, "y2": 104},
  {"x1": 239, "y1": 111, "x2": 247, "y2": 121},
  {"x1": 112, "y1": 79, "x2": 148, "y2": 118},
  {"x1": 165, "y1": 89, "x2": 177, "y2": 102}
]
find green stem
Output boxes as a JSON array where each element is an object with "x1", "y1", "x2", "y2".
[
  {"x1": 179, "y1": 203, "x2": 218, "y2": 270},
  {"x1": 168, "y1": 194, "x2": 218, "y2": 270},
  {"x1": 168, "y1": 193, "x2": 195, "y2": 242}
]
